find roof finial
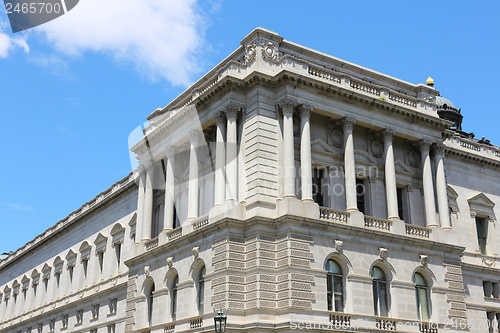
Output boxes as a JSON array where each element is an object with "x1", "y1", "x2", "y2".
[{"x1": 426, "y1": 77, "x2": 434, "y2": 87}]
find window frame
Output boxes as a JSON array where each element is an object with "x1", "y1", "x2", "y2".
[
  {"x1": 414, "y1": 272, "x2": 431, "y2": 322},
  {"x1": 371, "y1": 266, "x2": 389, "y2": 317},
  {"x1": 325, "y1": 259, "x2": 344, "y2": 313}
]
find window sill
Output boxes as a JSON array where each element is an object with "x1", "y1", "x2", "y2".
[
  {"x1": 74, "y1": 323, "x2": 82, "y2": 327},
  {"x1": 90, "y1": 318, "x2": 99, "y2": 323},
  {"x1": 107, "y1": 312, "x2": 117, "y2": 317}
]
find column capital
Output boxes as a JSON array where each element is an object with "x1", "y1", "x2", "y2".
[
  {"x1": 433, "y1": 142, "x2": 445, "y2": 155},
  {"x1": 164, "y1": 145, "x2": 177, "y2": 158},
  {"x1": 224, "y1": 103, "x2": 242, "y2": 120},
  {"x1": 299, "y1": 104, "x2": 313, "y2": 119},
  {"x1": 382, "y1": 128, "x2": 395, "y2": 143},
  {"x1": 418, "y1": 138, "x2": 433, "y2": 152},
  {"x1": 277, "y1": 97, "x2": 297, "y2": 115},
  {"x1": 342, "y1": 116, "x2": 356, "y2": 131},
  {"x1": 189, "y1": 129, "x2": 204, "y2": 144},
  {"x1": 214, "y1": 111, "x2": 226, "y2": 126}
]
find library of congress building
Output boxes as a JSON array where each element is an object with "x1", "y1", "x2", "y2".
[{"x1": 1, "y1": 28, "x2": 499, "y2": 333}]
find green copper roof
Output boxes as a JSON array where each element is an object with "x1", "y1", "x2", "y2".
[{"x1": 436, "y1": 95, "x2": 456, "y2": 109}]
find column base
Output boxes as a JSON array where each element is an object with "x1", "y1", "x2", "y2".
[{"x1": 277, "y1": 197, "x2": 319, "y2": 219}]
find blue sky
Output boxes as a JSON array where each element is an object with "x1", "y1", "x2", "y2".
[{"x1": 1, "y1": 1, "x2": 499, "y2": 253}]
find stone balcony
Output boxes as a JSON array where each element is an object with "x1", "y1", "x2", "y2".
[{"x1": 140, "y1": 202, "x2": 452, "y2": 255}]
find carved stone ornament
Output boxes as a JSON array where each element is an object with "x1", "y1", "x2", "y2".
[
  {"x1": 482, "y1": 256, "x2": 496, "y2": 267},
  {"x1": 408, "y1": 149, "x2": 421, "y2": 168},
  {"x1": 382, "y1": 128, "x2": 395, "y2": 143},
  {"x1": 334, "y1": 240, "x2": 343, "y2": 252},
  {"x1": 166, "y1": 257, "x2": 174, "y2": 269},
  {"x1": 419, "y1": 254, "x2": 429, "y2": 267},
  {"x1": 379, "y1": 247, "x2": 388, "y2": 260},
  {"x1": 371, "y1": 139, "x2": 384, "y2": 158},
  {"x1": 144, "y1": 266, "x2": 151, "y2": 277},
  {"x1": 192, "y1": 246, "x2": 199, "y2": 259},
  {"x1": 225, "y1": 103, "x2": 242, "y2": 120},
  {"x1": 329, "y1": 127, "x2": 344, "y2": 148},
  {"x1": 470, "y1": 211, "x2": 476, "y2": 218},
  {"x1": 261, "y1": 41, "x2": 278, "y2": 63},
  {"x1": 342, "y1": 116, "x2": 356, "y2": 132},
  {"x1": 418, "y1": 139, "x2": 433, "y2": 153},
  {"x1": 433, "y1": 142, "x2": 445, "y2": 156},
  {"x1": 424, "y1": 95, "x2": 436, "y2": 104},
  {"x1": 299, "y1": 104, "x2": 313, "y2": 119},
  {"x1": 277, "y1": 97, "x2": 297, "y2": 115},
  {"x1": 244, "y1": 42, "x2": 257, "y2": 64}
]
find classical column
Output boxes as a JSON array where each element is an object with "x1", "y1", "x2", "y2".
[
  {"x1": 300, "y1": 104, "x2": 313, "y2": 201},
  {"x1": 434, "y1": 143, "x2": 451, "y2": 229},
  {"x1": 419, "y1": 139, "x2": 437, "y2": 227},
  {"x1": 383, "y1": 128, "x2": 399, "y2": 219},
  {"x1": 135, "y1": 170, "x2": 145, "y2": 243},
  {"x1": 214, "y1": 111, "x2": 226, "y2": 205},
  {"x1": 343, "y1": 117, "x2": 357, "y2": 211},
  {"x1": 163, "y1": 146, "x2": 176, "y2": 230},
  {"x1": 188, "y1": 130, "x2": 202, "y2": 220},
  {"x1": 280, "y1": 98, "x2": 297, "y2": 198},
  {"x1": 225, "y1": 105, "x2": 240, "y2": 201},
  {"x1": 142, "y1": 166, "x2": 154, "y2": 240}
]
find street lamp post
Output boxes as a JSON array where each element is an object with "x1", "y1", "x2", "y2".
[{"x1": 214, "y1": 303, "x2": 227, "y2": 333}]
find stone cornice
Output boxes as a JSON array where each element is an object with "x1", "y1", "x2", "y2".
[
  {"x1": 141, "y1": 28, "x2": 443, "y2": 134},
  {"x1": 0, "y1": 173, "x2": 136, "y2": 271},
  {"x1": 445, "y1": 136, "x2": 500, "y2": 166}
]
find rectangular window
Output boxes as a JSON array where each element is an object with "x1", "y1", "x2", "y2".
[
  {"x1": 92, "y1": 304, "x2": 100, "y2": 320},
  {"x1": 82, "y1": 259, "x2": 89, "y2": 279},
  {"x1": 476, "y1": 217, "x2": 488, "y2": 255},
  {"x1": 68, "y1": 266, "x2": 74, "y2": 284},
  {"x1": 484, "y1": 281, "x2": 493, "y2": 298},
  {"x1": 312, "y1": 167, "x2": 325, "y2": 206},
  {"x1": 487, "y1": 312, "x2": 495, "y2": 333},
  {"x1": 396, "y1": 187, "x2": 409, "y2": 221},
  {"x1": 493, "y1": 282, "x2": 500, "y2": 298},
  {"x1": 356, "y1": 178, "x2": 366, "y2": 214},
  {"x1": 109, "y1": 298, "x2": 117, "y2": 314},
  {"x1": 115, "y1": 243, "x2": 122, "y2": 269},
  {"x1": 108, "y1": 324, "x2": 116, "y2": 333},
  {"x1": 76, "y1": 310, "x2": 83, "y2": 325},
  {"x1": 62, "y1": 314, "x2": 68, "y2": 329},
  {"x1": 49, "y1": 319, "x2": 55, "y2": 332},
  {"x1": 98, "y1": 252, "x2": 104, "y2": 274}
]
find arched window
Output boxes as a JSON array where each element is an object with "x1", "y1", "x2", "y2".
[
  {"x1": 414, "y1": 273, "x2": 430, "y2": 321},
  {"x1": 171, "y1": 275, "x2": 179, "y2": 321},
  {"x1": 371, "y1": 266, "x2": 389, "y2": 317},
  {"x1": 325, "y1": 259, "x2": 344, "y2": 312},
  {"x1": 197, "y1": 266, "x2": 206, "y2": 314},
  {"x1": 145, "y1": 280, "x2": 155, "y2": 327}
]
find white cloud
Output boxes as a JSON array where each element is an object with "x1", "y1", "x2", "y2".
[
  {"x1": 2, "y1": 202, "x2": 33, "y2": 211},
  {"x1": 0, "y1": 19, "x2": 29, "y2": 58},
  {"x1": 38, "y1": 0, "x2": 210, "y2": 86}
]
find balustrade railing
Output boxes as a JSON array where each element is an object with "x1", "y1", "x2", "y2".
[
  {"x1": 330, "y1": 313, "x2": 351, "y2": 329},
  {"x1": 459, "y1": 139, "x2": 481, "y2": 151},
  {"x1": 419, "y1": 322, "x2": 438, "y2": 333},
  {"x1": 189, "y1": 316, "x2": 203, "y2": 329},
  {"x1": 167, "y1": 228, "x2": 183, "y2": 241},
  {"x1": 192, "y1": 214, "x2": 209, "y2": 230},
  {"x1": 320, "y1": 207, "x2": 349, "y2": 223},
  {"x1": 164, "y1": 323, "x2": 175, "y2": 333},
  {"x1": 389, "y1": 92, "x2": 417, "y2": 108},
  {"x1": 350, "y1": 79, "x2": 380, "y2": 96},
  {"x1": 405, "y1": 224, "x2": 430, "y2": 238},
  {"x1": 145, "y1": 237, "x2": 159, "y2": 250},
  {"x1": 364, "y1": 216, "x2": 392, "y2": 231},
  {"x1": 376, "y1": 318, "x2": 397, "y2": 331},
  {"x1": 308, "y1": 65, "x2": 341, "y2": 84}
]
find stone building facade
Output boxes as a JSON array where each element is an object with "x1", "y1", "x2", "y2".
[{"x1": 1, "y1": 28, "x2": 499, "y2": 333}]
